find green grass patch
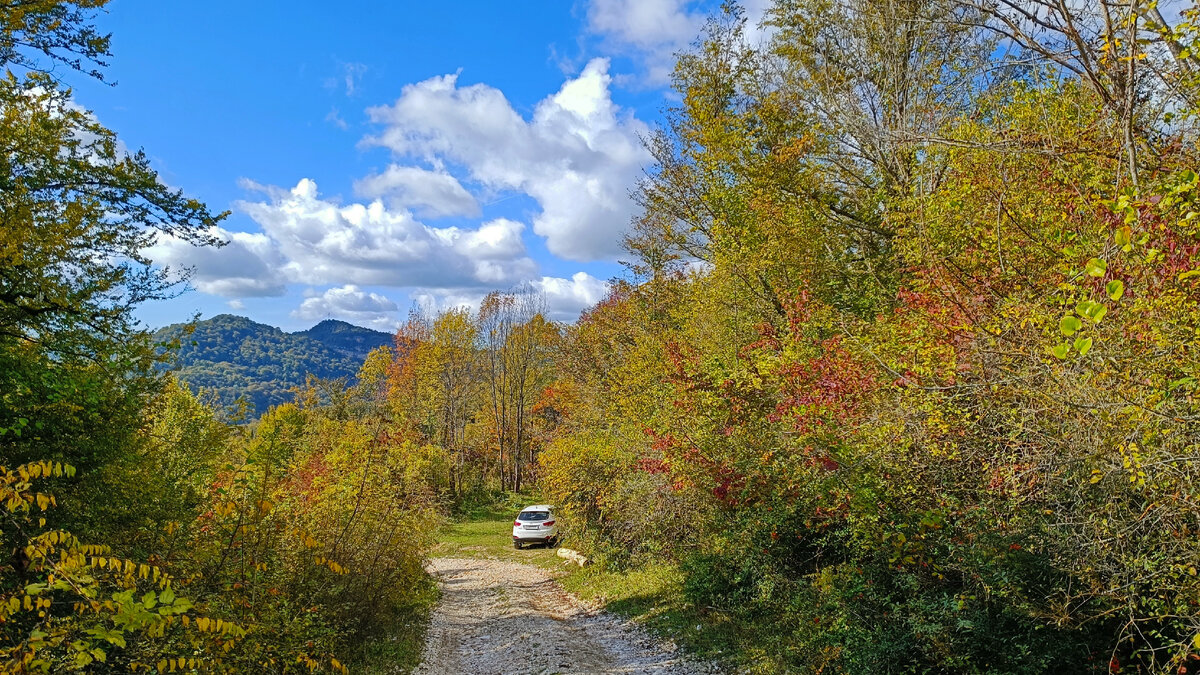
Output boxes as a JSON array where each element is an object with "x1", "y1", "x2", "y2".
[
  {"x1": 431, "y1": 503, "x2": 566, "y2": 573},
  {"x1": 561, "y1": 561, "x2": 775, "y2": 673},
  {"x1": 350, "y1": 574, "x2": 439, "y2": 674}
]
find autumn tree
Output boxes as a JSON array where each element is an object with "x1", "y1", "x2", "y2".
[
  {"x1": 417, "y1": 309, "x2": 481, "y2": 496},
  {"x1": 478, "y1": 288, "x2": 554, "y2": 492},
  {"x1": 540, "y1": 1, "x2": 1200, "y2": 672}
]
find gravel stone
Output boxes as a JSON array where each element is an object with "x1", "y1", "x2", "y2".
[{"x1": 414, "y1": 557, "x2": 721, "y2": 674}]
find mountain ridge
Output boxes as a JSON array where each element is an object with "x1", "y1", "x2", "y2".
[{"x1": 154, "y1": 315, "x2": 393, "y2": 416}]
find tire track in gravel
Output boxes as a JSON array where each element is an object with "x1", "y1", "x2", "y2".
[{"x1": 414, "y1": 557, "x2": 720, "y2": 675}]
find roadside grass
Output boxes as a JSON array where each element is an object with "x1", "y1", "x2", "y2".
[
  {"x1": 561, "y1": 561, "x2": 772, "y2": 673},
  {"x1": 431, "y1": 491, "x2": 763, "y2": 670},
  {"x1": 431, "y1": 495, "x2": 566, "y2": 573},
  {"x1": 351, "y1": 574, "x2": 439, "y2": 674}
]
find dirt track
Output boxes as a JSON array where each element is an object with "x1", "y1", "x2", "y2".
[{"x1": 414, "y1": 557, "x2": 719, "y2": 675}]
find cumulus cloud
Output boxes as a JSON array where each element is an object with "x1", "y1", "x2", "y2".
[
  {"x1": 237, "y1": 178, "x2": 537, "y2": 288},
  {"x1": 293, "y1": 284, "x2": 400, "y2": 330},
  {"x1": 354, "y1": 165, "x2": 480, "y2": 218},
  {"x1": 410, "y1": 288, "x2": 488, "y2": 316},
  {"x1": 584, "y1": 0, "x2": 773, "y2": 84},
  {"x1": 147, "y1": 64, "x2": 634, "y2": 323},
  {"x1": 363, "y1": 58, "x2": 650, "y2": 261},
  {"x1": 587, "y1": 0, "x2": 705, "y2": 84},
  {"x1": 532, "y1": 272, "x2": 611, "y2": 321},
  {"x1": 147, "y1": 179, "x2": 539, "y2": 301},
  {"x1": 147, "y1": 226, "x2": 288, "y2": 298},
  {"x1": 411, "y1": 272, "x2": 609, "y2": 322}
]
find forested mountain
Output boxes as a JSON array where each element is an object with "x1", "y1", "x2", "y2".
[{"x1": 155, "y1": 315, "x2": 393, "y2": 414}]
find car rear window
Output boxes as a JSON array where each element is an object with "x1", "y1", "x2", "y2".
[{"x1": 518, "y1": 511, "x2": 550, "y2": 521}]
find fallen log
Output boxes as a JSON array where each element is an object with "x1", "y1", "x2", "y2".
[{"x1": 556, "y1": 547, "x2": 590, "y2": 567}]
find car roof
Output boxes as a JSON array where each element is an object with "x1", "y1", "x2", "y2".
[{"x1": 520, "y1": 505, "x2": 554, "y2": 511}]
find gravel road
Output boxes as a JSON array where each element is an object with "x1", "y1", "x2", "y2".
[{"x1": 414, "y1": 557, "x2": 720, "y2": 675}]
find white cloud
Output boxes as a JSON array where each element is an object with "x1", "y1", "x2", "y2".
[
  {"x1": 587, "y1": 0, "x2": 705, "y2": 84},
  {"x1": 363, "y1": 58, "x2": 650, "y2": 261},
  {"x1": 410, "y1": 288, "x2": 487, "y2": 316},
  {"x1": 237, "y1": 178, "x2": 537, "y2": 288},
  {"x1": 584, "y1": 0, "x2": 774, "y2": 85},
  {"x1": 147, "y1": 179, "x2": 539, "y2": 300},
  {"x1": 588, "y1": 0, "x2": 702, "y2": 49},
  {"x1": 147, "y1": 226, "x2": 288, "y2": 298},
  {"x1": 325, "y1": 107, "x2": 348, "y2": 130},
  {"x1": 293, "y1": 284, "x2": 400, "y2": 330},
  {"x1": 326, "y1": 62, "x2": 368, "y2": 96},
  {"x1": 411, "y1": 272, "x2": 609, "y2": 322},
  {"x1": 354, "y1": 165, "x2": 480, "y2": 218},
  {"x1": 532, "y1": 272, "x2": 610, "y2": 321}
]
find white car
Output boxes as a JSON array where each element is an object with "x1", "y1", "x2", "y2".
[{"x1": 512, "y1": 505, "x2": 558, "y2": 549}]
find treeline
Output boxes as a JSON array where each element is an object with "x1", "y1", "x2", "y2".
[
  {"x1": 536, "y1": 2, "x2": 1200, "y2": 674},
  {"x1": 387, "y1": 289, "x2": 560, "y2": 497},
  {"x1": 8, "y1": 0, "x2": 1200, "y2": 673},
  {"x1": 0, "y1": 4, "x2": 439, "y2": 672}
]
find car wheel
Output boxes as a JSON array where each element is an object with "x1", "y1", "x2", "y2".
[{"x1": 514, "y1": 541, "x2": 522, "y2": 550}]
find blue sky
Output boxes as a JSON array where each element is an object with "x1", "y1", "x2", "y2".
[{"x1": 68, "y1": 0, "x2": 768, "y2": 331}]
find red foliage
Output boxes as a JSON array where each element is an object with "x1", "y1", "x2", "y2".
[
  {"x1": 636, "y1": 457, "x2": 670, "y2": 474},
  {"x1": 770, "y1": 336, "x2": 875, "y2": 436},
  {"x1": 289, "y1": 452, "x2": 330, "y2": 499}
]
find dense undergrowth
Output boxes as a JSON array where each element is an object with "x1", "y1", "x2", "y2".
[
  {"x1": 0, "y1": 4, "x2": 445, "y2": 671},
  {"x1": 539, "y1": 3, "x2": 1200, "y2": 674},
  {"x1": 8, "y1": 1, "x2": 1200, "y2": 673}
]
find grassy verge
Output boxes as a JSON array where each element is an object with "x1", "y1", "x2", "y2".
[
  {"x1": 350, "y1": 574, "x2": 439, "y2": 674},
  {"x1": 430, "y1": 499, "x2": 566, "y2": 573},
  {"x1": 561, "y1": 561, "x2": 772, "y2": 673}
]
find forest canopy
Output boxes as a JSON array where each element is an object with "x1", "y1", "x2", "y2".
[
  {"x1": 533, "y1": 1, "x2": 1200, "y2": 673},
  {"x1": 5, "y1": 0, "x2": 1200, "y2": 673}
]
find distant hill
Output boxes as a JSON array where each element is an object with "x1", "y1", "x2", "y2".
[{"x1": 154, "y1": 315, "x2": 393, "y2": 415}]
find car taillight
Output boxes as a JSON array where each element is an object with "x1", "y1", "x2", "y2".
[
  {"x1": 513, "y1": 521, "x2": 521, "y2": 526},
  {"x1": 544, "y1": 520, "x2": 555, "y2": 526}
]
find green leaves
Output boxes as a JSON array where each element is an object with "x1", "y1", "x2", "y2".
[
  {"x1": 1106, "y1": 280, "x2": 1124, "y2": 301},
  {"x1": 1114, "y1": 226, "x2": 1132, "y2": 251},
  {"x1": 1073, "y1": 336, "x2": 1093, "y2": 356},
  {"x1": 1059, "y1": 315, "x2": 1083, "y2": 336},
  {"x1": 1051, "y1": 336, "x2": 1094, "y2": 359},
  {"x1": 1075, "y1": 301, "x2": 1107, "y2": 323},
  {"x1": 1084, "y1": 258, "x2": 1107, "y2": 277},
  {"x1": 1056, "y1": 298, "x2": 1110, "y2": 356},
  {"x1": 1074, "y1": 300, "x2": 1109, "y2": 324},
  {"x1": 1180, "y1": 169, "x2": 1198, "y2": 190}
]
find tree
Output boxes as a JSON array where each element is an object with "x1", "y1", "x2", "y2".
[
  {"x1": 1, "y1": 17, "x2": 225, "y2": 366},
  {"x1": 540, "y1": 1, "x2": 1200, "y2": 671},
  {"x1": 0, "y1": 3, "x2": 229, "y2": 669},
  {"x1": 417, "y1": 309, "x2": 480, "y2": 496},
  {"x1": 478, "y1": 288, "x2": 553, "y2": 492}
]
